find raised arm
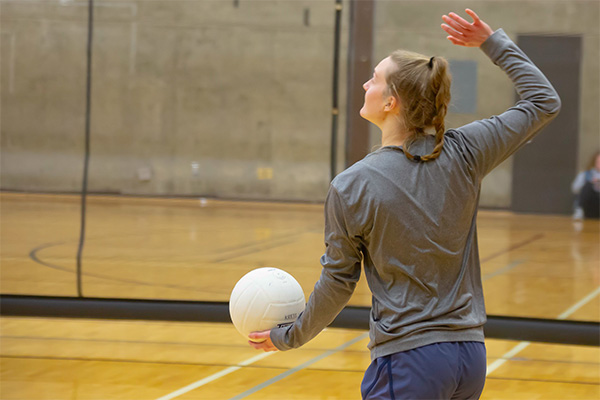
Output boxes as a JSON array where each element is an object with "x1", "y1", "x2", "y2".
[{"x1": 442, "y1": 9, "x2": 561, "y2": 178}]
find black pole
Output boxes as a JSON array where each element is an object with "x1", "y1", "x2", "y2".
[
  {"x1": 76, "y1": 0, "x2": 94, "y2": 297},
  {"x1": 330, "y1": 0, "x2": 343, "y2": 181}
]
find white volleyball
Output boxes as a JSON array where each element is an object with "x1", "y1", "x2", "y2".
[{"x1": 229, "y1": 267, "x2": 305, "y2": 340}]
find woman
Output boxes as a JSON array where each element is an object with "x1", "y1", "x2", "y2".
[
  {"x1": 572, "y1": 151, "x2": 600, "y2": 219},
  {"x1": 249, "y1": 9, "x2": 560, "y2": 399}
]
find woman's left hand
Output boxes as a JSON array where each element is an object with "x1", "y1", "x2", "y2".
[
  {"x1": 248, "y1": 330, "x2": 278, "y2": 352},
  {"x1": 441, "y1": 9, "x2": 493, "y2": 47}
]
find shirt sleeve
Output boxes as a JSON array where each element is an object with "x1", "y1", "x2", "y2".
[
  {"x1": 451, "y1": 28, "x2": 562, "y2": 179},
  {"x1": 270, "y1": 185, "x2": 362, "y2": 351},
  {"x1": 572, "y1": 171, "x2": 586, "y2": 194}
]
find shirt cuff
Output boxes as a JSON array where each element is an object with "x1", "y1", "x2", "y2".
[
  {"x1": 270, "y1": 325, "x2": 293, "y2": 351},
  {"x1": 480, "y1": 28, "x2": 510, "y2": 64}
]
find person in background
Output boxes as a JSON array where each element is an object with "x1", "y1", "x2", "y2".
[{"x1": 572, "y1": 151, "x2": 600, "y2": 219}]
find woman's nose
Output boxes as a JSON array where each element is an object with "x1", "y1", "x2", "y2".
[{"x1": 363, "y1": 82, "x2": 368, "y2": 91}]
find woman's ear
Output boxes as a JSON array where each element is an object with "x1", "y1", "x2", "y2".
[{"x1": 384, "y1": 96, "x2": 399, "y2": 113}]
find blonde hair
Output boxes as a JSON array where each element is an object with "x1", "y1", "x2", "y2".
[
  {"x1": 386, "y1": 50, "x2": 451, "y2": 162},
  {"x1": 587, "y1": 151, "x2": 600, "y2": 170}
]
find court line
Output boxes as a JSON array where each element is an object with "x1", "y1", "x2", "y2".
[
  {"x1": 0, "y1": 354, "x2": 377, "y2": 371},
  {"x1": 28, "y1": 242, "x2": 220, "y2": 294},
  {"x1": 229, "y1": 332, "x2": 369, "y2": 400},
  {"x1": 0, "y1": 334, "x2": 369, "y2": 354},
  {"x1": 482, "y1": 259, "x2": 524, "y2": 281},
  {"x1": 212, "y1": 237, "x2": 304, "y2": 263},
  {"x1": 0, "y1": 354, "x2": 272, "y2": 368},
  {"x1": 557, "y1": 286, "x2": 600, "y2": 320},
  {"x1": 210, "y1": 226, "x2": 322, "y2": 263},
  {"x1": 486, "y1": 341, "x2": 531, "y2": 376},
  {"x1": 211, "y1": 227, "x2": 319, "y2": 257},
  {"x1": 480, "y1": 234, "x2": 544, "y2": 264},
  {"x1": 486, "y1": 375, "x2": 600, "y2": 386},
  {"x1": 155, "y1": 352, "x2": 274, "y2": 400},
  {"x1": 28, "y1": 225, "x2": 318, "y2": 291},
  {"x1": 486, "y1": 285, "x2": 600, "y2": 376}
]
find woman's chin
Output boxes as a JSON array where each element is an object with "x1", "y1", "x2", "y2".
[{"x1": 359, "y1": 108, "x2": 369, "y2": 121}]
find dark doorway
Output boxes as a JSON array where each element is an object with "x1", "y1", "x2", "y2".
[{"x1": 511, "y1": 35, "x2": 581, "y2": 215}]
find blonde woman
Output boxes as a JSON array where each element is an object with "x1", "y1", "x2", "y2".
[{"x1": 249, "y1": 9, "x2": 560, "y2": 399}]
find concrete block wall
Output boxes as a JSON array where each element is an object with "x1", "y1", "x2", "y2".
[
  {"x1": 1, "y1": 0, "x2": 347, "y2": 201},
  {"x1": 1, "y1": 0, "x2": 88, "y2": 192}
]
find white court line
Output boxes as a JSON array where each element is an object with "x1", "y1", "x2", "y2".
[
  {"x1": 486, "y1": 341, "x2": 531, "y2": 376},
  {"x1": 156, "y1": 331, "x2": 368, "y2": 400},
  {"x1": 557, "y1": 286, "x2": 600, "y2": 320},
  {"x1": 486, "y1": 285, "x2": 600, "y2": 376},
  {"x1": 229, "y1": 332, "x2": 369, "y2": 400},
  {"x1": 155, "y1": 352, "x2": 273, "y2": 400}
]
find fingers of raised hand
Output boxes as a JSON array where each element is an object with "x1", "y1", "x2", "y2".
[
  {"x1": 446, "y1": 35, "x2": 467, "y2": 46},
  {"x1": 441, "y1": 11, "x2": 487, "y2": 47},
  {"x1": 465, "y1": 9, "x2": 481, "y2": 24},
  {"x1": 449, "y1": 12, "x2": 475, "y2": 29},
  {"x1": 441, "y1": 23, "x2": 470, "y2": 47},
  {"x1": 442, "y1": 13, "x2": 472, "y2": 33},
  {"x1": 441, "y1": 22, "x2": 463, "y2": 39}
]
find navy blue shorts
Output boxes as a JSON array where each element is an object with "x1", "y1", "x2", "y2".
[{"x1": 361, "y1": 341, "x2": 486, "y2": 400}]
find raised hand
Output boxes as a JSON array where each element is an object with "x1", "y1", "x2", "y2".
[{"x1": 441, "y1": 9, "x2": 493, "y2": 47}]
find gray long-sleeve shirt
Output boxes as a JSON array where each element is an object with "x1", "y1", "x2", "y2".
[{"x1": 270, "y1": 29, "x2": 561, "y2": 360}]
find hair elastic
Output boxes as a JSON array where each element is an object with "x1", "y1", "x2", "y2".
[
  {"x1": 413, "y1": 155, "x2": 422, "y2": 162},
  {"x1": 428, "y1": 57, "x2": 434, "y2": 68}
]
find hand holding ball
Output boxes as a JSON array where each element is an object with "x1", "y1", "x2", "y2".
[{"x1": 229, "y1": 268, "x2": 305, "y2": 342}]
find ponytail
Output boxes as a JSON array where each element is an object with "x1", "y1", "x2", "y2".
[{"x1": 387, "y1": 51, "x2": 452, "y2": 162}]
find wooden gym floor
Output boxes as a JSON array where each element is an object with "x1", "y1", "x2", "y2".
[{"x1": 1, "y1": 192, "x2": 599, "y2": 399}]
